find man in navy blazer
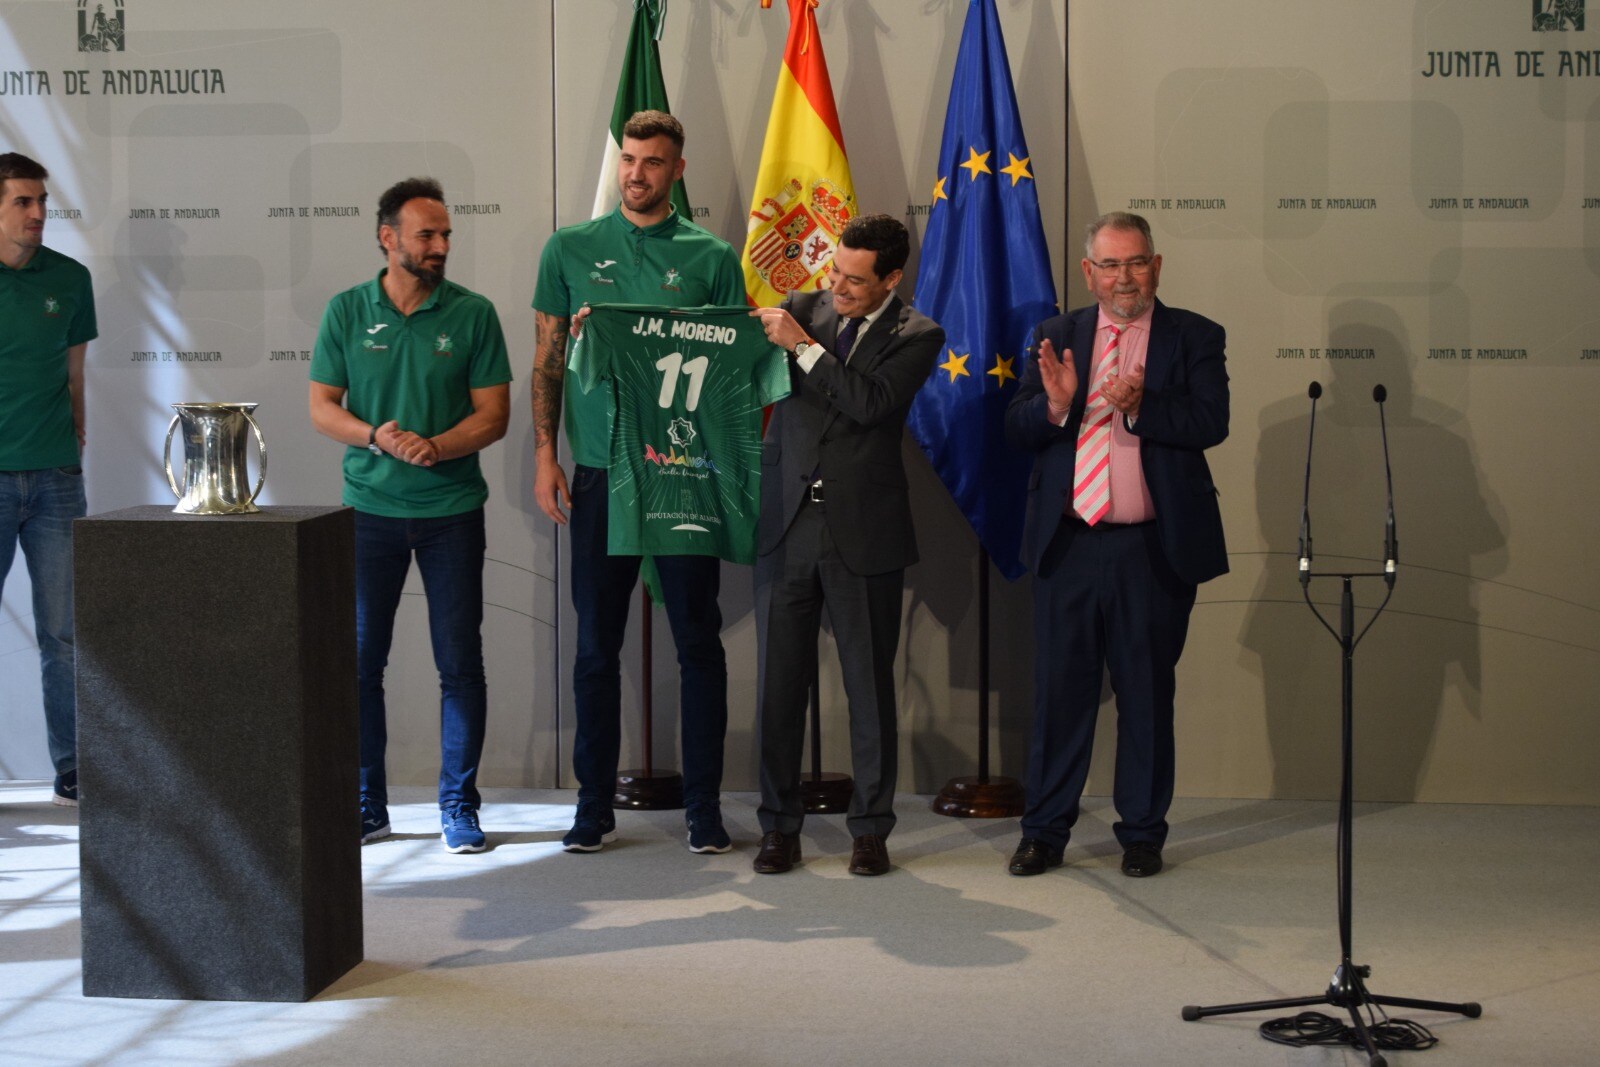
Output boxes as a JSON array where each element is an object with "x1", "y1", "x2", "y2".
[{"x1": 1004, "y1": 211, "x2": 1229, "y2": 879}]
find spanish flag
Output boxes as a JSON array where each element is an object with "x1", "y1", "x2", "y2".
[{"x1": 742, "y1": 0, "x2": 857, "y2": 308}]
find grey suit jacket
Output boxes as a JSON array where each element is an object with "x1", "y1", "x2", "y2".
[{"x1": 757, "y1": 291, "x2": 944, "y2": 576}]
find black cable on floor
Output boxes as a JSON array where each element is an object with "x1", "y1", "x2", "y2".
[{"x1": 1260, "y1": 1009, "x2": 1439, "y2": 1052}]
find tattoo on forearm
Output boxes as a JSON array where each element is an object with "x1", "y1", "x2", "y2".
[{"x1": 532, "y1": 312, "x2": 569, "y2": 451}]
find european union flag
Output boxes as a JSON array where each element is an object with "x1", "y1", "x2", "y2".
[{"x1": 909, "y1": 0, "x2": 1057, "y2": 581}]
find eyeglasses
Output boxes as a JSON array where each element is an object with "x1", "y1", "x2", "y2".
[{"x1": 1088, "y1": 256, "x2": 1155, "y2": 276}]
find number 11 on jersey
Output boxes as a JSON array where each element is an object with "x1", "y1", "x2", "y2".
[{"x1": 655, "y1": 351, "x2": 709, "y2": 411}]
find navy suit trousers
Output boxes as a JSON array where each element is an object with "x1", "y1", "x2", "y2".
[{"x1": 1021, "y1": 517, "x2": 1196, "y2": 851}]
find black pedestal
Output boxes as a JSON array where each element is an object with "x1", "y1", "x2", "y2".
[
  {"x1": 75, "y1": 505, "x2": 362, "y2": 1002},
  {"x1": 614, "y1": 770, "x2": 684, "y2": 810}
]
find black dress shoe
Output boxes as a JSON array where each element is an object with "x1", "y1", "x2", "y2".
[
  {"x1": 753, "y1": 830, "x2": 801, "y2": 874},
  {"x1": 847, "y1": 834, "x2": 890, "y2": 876},
  {"x1": 1008, "y1": 837, "x2": 1064, "y2": 876},
  {"x1": 1121, "y1": 842, "x2": 1164, "y2": 878}
]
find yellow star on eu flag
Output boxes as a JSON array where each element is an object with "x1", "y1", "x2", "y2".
[
  {"x1": 1000, "y1": 153, "x2": 1033, "y2": 187},
  {"x1": 959, "y1": 147, "x2": 992, "y2": 181},
  {"x1": 932, "y1": 176, "x2": 948, "y2": 205},
  {"x1": 940, "y1": 349, "x2": 971, "y2": 381},
  {"x1": 987, "y1": 354, "x2": 1017, "y2": 385}
]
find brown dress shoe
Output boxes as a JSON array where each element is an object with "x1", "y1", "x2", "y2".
[
  {"x1": 848, "y1": 834, "x2": 890, "y2": 876},
  {"x1": 753, "y1": 830, "x2": 801, "y2": 874}
]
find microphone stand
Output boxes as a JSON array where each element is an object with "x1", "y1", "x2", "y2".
[{"x1": 1182, "y1": 384, "x2": 1479, "y2": 1066}]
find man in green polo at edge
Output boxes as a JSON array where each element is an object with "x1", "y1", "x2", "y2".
[
  {"x1": 310, "y1": 177, "x2": 512, "y2": 854},
  {"x1": 531, "y1": 110, "x2": 746, "y2": 855},
  {"x1": 0, "y1": 151, "x2": 96, "y2": 808}
]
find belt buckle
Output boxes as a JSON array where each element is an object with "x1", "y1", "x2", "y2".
[{"x1": 807, "y1": 480, "x2": 824, "y2": 504}]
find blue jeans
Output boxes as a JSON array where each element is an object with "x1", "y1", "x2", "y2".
[
  {"x1": 569, "y1": 465, "x2": 727, "y2": 808},
  {"x1": 355, "y1": 508, "x2": 487, "y2": 810},
  {"x1": 0, "y1": 467, "x2": 86, "y2": 776}
]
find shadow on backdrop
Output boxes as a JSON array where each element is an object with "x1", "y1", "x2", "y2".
[{"x1": 1240, "y1": 300, "x2": 1506, "y2": 801}]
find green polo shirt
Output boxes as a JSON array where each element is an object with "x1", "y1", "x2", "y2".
[
  {"x1": 0, "y1": 245, "x2": 97, "y2": 470},
  {"x1": 310, "y1": 271, "x2": 513, "y2": 519},
  {"x1": 532, "y1": 206, "x2": 745, "y2": 468}
]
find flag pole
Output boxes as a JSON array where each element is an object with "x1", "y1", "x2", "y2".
[
  {"x1": 800, "y1": 649, "x2": 851, "y2": 812},
  {"x1": 605, "y1": 0, "x2": 683, "y2": 811},
  {"x1": 746, "y1": 0, "x2": 856, "y2": 814},
  {"x1": 905, "y1": 0, "x2": 1049, "y2": 819},
  {"x1": 932, "y1": 549, "x2": 1023, "y2": 817},
  {"x1": 615, "y1": 585, "x2": 685, "y2": 810}
]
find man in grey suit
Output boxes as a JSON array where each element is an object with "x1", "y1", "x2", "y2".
[{"x1": 748, "y1": 213, "x2": 943, "y2": 876}]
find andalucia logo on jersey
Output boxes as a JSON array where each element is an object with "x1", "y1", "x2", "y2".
[
  {"x1": 433, "y1": 333, "x2": 454, "y2": 357},
  {"x1": 77, "y1": 0, "x2": 126, "y2": 52},
  {"x1": 661, "y1": 268, "x2": 682, "y2": 292},
  {"x1": 667, "y1": 418, "x2": 696, "y2": 448},
  {"x1": 43, "y1": 296, "x2": 61, "y2": 317},
  {"x1": 644, "y1": 414, "x2": 718, "y2": 476},
  {"x1": 642, "y1": 441, "x2": 719, "y2": 475}
]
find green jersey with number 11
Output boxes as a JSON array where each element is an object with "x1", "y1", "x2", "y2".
[{"x1": 571, "y1": 303, "x2": 789, "y2": 563}]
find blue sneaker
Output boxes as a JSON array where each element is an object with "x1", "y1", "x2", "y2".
[
  {"x1": 686, "y1": 802, "x2": 732, "y2": 854},
  {"x1": 52, "y1": 769, "x2": 78, "y2": 808},
  {"x1": 562, "y1": 800, "x2": 618, "y2": 852},
  {"x1": 441, "y1": 805, "x2": 487, "y2": 853},
  {"x1": 360, "y1": 797, "x2": 390, "y2": 844}
]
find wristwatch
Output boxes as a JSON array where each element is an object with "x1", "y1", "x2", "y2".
[
  {"x1": 367, "y1": 425, "x2": 382, "y2": 455},
  {"x1": 791, "y1": 339, "x2": 810, "y2": 357}
]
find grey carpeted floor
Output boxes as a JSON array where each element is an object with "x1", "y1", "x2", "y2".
[{"x1": 3, "y1": 782, "x2": 1596, "y2": 1065}]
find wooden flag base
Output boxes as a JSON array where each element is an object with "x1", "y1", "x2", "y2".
[
  {"x1": 931, "y1": 775, "x2": 1025, "y2": 819},
  {"x1": 614, "y1": 769, "x2": 684, "y2": 810}
]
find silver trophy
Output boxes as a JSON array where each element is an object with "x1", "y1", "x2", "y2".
[{"x1": 162, "y1": 402, "x2": 268, "y2": 515}]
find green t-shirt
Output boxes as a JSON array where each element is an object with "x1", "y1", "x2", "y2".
[
  {"x1": 0, "y1": 245, "x2": 97, "y2": 470},
  {"x1": 571, "y1": 304, "x2": 789, "y2": 563},
  {"x1": 309, "y1": 271, "x2": 513, "y2": 518},
  {"x1": 532, "y1": 206, "x2": 746, "y2": 468}
]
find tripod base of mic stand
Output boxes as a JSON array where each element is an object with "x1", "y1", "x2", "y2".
[
  {"x1": 613, "y1": 769, "x2": 683, "y2": 810},
  {"x1": 1182, "y1": 960, "x2": 1480, "y2": 1066},
  {"x1": 800, "y1": 772, "x2": 852, "y2": 814},
  {"x1": 931, "y1": 775, "x2": 1024, "y2": 819}
]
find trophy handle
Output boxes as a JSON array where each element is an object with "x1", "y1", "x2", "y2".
[
  {"x1": 162, "y1": 414, "x2": 183, "y2": 499},
  {"x1": 243, "y1": 409, "x2": 268, "y2": 505}
]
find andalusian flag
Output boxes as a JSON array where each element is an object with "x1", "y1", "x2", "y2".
[
  {"x1": 742, "y1": 0, "x2": 856, "y2": 307},
  {"x1": 593, "y1": 0, "x2": 690, "y2": 220},
  {"x1": 907, "y1": 0, "x2": 1058, "y2": 581}
]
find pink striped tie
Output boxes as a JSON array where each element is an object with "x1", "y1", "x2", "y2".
[{"x1": 1072, "y1": 325, "x2": 1123, "y2": 525}]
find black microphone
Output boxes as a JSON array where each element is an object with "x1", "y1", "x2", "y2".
[
  {"x1": 1298, "y1": 382, "x2": 1321, "y2": 587},
  {"x1": 1374, "y1": 384, "x2": 1397, "y2": 587}
]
